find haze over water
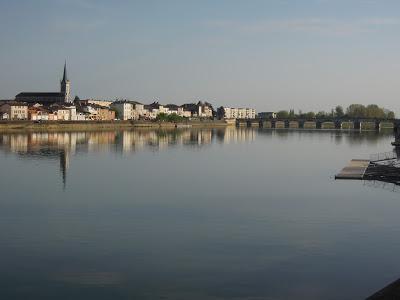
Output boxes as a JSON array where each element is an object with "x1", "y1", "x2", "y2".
[{"x1": 0, "y1": 128, "x2": 399, "y2": 299}]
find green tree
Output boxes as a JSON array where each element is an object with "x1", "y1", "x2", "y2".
[
  {"x1": 156, "y1": 112, "x2": 168, "y2": 121},
  {"x1": 346, "y1": 104, "x2": 366, "y2": 118},
  {"x1": 305, "y1": 112, "x2": 315, "y2": 119},
  {"x1": 156, "y1": 113, "x2": 186, "y2": 122},
  {"x1": 276, "y1": 110, "x2": 289, "y2": 119},
  {"x1": 335, "y1": 106, "x2": 344, "y2": 118},
  {"x1": 167, "y1": 113, "x2": 186, "y2": 122},
  {"x1": 365, "y1": 104, "x2": 385, "y2": 119},
  {"x1": 387, "y1": 111, "x2": 395, "y2": 119}
]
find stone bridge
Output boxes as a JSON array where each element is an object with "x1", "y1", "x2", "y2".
[{"x1": 236, "y1": 118, "x2": 399, "y2": 131}]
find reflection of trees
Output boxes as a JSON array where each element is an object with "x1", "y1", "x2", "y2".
[
  {"x1": 344, "y1": 130, "x2": 392, "y2": 146},
  {"x1": 256, "y1": 128, "x2": 390, "y2": 146}
]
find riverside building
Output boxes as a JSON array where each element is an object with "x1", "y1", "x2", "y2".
[{"x1": 218, "y1": 107, "x2": 257, "y2": 119}]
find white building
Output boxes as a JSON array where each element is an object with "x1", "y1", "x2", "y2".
[
  {"x1": 110, "y1": 101, "x2": 135, "y2": 120},
  {"x1": 0, "y1": 102, "x2": 28, "y2": 120},
  {"x1": 56, "y1": 108, "x2": 70, "y2": 121},
  {"x1": 52, "y1": 106, "x2": 77, "y2": 121},
  {"x1": 165, "y1": 104, "x2": 191, "y2": 117},
  {"x1": 219, "y1": 107, "x2": 256, "y2": 119},
  {"x1": 67, "y1": 106, "x2": 77, "y2": 120},
  {"x1": 197, "y1": 102, "x2": 213, "y2": 118}
]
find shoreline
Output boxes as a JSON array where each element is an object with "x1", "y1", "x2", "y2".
[
  {"x1": 0, "y1": 119, "x2": 395, "y2": 133},
  {"x1": 0, "y1": 120, "x2": 230, "y2": 132}
]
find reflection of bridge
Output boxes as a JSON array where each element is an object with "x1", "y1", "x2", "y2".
[{"x1": 236, "y1": 118, "x2": 399, "y2": 131}]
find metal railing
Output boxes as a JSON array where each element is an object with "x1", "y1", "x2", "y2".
[{"x1": 370, "y1": 151, "x2": 398, "y2": 162}]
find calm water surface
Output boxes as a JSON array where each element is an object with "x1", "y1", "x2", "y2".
[{"x1": 0, "y1": 128, "x2": 399, "y2": 300}]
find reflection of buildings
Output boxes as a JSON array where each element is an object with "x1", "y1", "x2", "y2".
[
  {"x1": 222, "y1": 127, "x2": 256, "y2": 143},
  {"x1": 0, "y1": 128, "x2": 256, "y2": 188}
]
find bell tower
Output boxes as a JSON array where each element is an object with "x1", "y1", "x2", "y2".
[{"x1": 60, "y1": 61, "x2": 71, "y2": 103}]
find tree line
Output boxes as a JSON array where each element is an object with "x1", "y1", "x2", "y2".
[{"x1": 276, "y1": 104, "x2": 395, "y2": 120}]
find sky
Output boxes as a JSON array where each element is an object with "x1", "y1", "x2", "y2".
[{"x1": 1, "y1": 0, "x2": 400, "y2": 113}]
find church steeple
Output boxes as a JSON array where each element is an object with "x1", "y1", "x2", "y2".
[
  {"x1": 62, "y1": 61, "x2": 68, "y2": 83},
  {"x1": 60, "y1": 60, "x2": 71, "y2": 103}
]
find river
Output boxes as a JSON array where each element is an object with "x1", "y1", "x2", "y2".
[{"x1": 0, "y1": 128, "x2": 399, "y2": 299}]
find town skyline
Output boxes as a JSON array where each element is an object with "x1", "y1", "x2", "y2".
[
  {"x1": 1, "y1": 1, "x2": 400, "y2": 115},
  {"x1": 1, "y1": 60, "x2": 398, "y2": 119}
]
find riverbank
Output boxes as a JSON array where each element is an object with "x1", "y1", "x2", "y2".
[
  {"x1": 0, "y1": 120, "x2": 231, "y2": 132},
  {"x1": 0, "y1": 119, "x2": 396, "y2": 133}
]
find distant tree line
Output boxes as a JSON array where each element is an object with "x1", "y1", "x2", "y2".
[{"x1": 275, "y1": 104, "x2": 395, "y2": 120}]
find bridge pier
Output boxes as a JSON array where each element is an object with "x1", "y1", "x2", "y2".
[
  {"x1": 341, "y1": 121, "x2": 354, "y2": 130},
  {"x1": 394, "y1": 121, "x2": 400, "y2": 139},
  {"x1": 321, "y1": 121, "x2": 335, "y2": 129},
  {"x1": 304, "y1": 121, "x2": 316, "y2": 129},
  {"x1": 375, "y1": 120, "x2": 381, "y2": 131},
  {"x1": 262, "y1": 120, "x2": 272, "y2": 128},
  {"x1": 360, "y1": 121, "x2": 376, "y2": 131},
  {"x1": 274, "y1": 120, "x2": 285, "y2": 129},
  {"x1": 289, "y1": 121, "x2": 299, "y2": 128}
]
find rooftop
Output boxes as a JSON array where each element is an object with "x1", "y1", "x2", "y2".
[{"x1": 16, "y1": 92, "x2": 63, "y2": 97}]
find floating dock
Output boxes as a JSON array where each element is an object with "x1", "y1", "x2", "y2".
[{"x1": 335, "y1": 159, "x2": 370, "y2": 180}]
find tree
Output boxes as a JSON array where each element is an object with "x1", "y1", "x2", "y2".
[
  {"x1": 305, "y1": 112, "x2": 315, "y2": 119},
  {"x1": 156, "y1": 113, "x2": 186, "y2": 122},
  {"x1": 316, "y1": 111, "x2": 327, "y2": 118},
  {"x1": 156, "y1": 113, "x2": 168, "y2": 121},
  {"x1": 387, "y1": 111, "x2": 395, "y2": 119},
  {"x1": 346, "y1": 104, "x2": 366, "y2": 118},
  {"x1": 276, "y1": 110, "x2": 289, "y2": 119},
  {"x1": 167, "y1": 113, "x2": 186, "y2": 122},
  {"x1": 216, "y1": 106, "x2": 225, "y2": 119},
  {"x1": 335, "y1": 106, "x2": 344, "y2": 118}
]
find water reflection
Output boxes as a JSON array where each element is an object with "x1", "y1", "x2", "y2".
[
  {"x1": 0, "y1": 128, "x2": 257, "y2": 187},
  {"x1": 0, "y1": 127, "x2": 398, "y2": 300},
  {"x1": 0, "y1": 128, "x2": 394, "y2": 189}
]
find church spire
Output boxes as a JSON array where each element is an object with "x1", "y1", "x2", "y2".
[
  {"x1": 60, "y1": 60, "x2": 71, "y2": 103},
  {"x1": 62, "y1": 60, "x2": 68, "y2": 82}
]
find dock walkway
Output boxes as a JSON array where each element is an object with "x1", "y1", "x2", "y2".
[{"x1": 335, "y1": 159, "x2": 370, "y2": 180}]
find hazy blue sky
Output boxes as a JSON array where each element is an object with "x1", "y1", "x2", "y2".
[{"x1": 1, "y1": 0, "x2": 400, "y2": 113}]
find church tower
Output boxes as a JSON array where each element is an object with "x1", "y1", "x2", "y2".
[{"x1": 60, "y1": 61, "x2": 71, "y2": 103}]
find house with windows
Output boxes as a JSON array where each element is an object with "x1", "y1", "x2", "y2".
[
  {"x1": 217, "y1": 107, "x2": 257, "y2": 119},
  {"x1": 0, "y1": 102, "x2": 28, "y2": 120}
]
